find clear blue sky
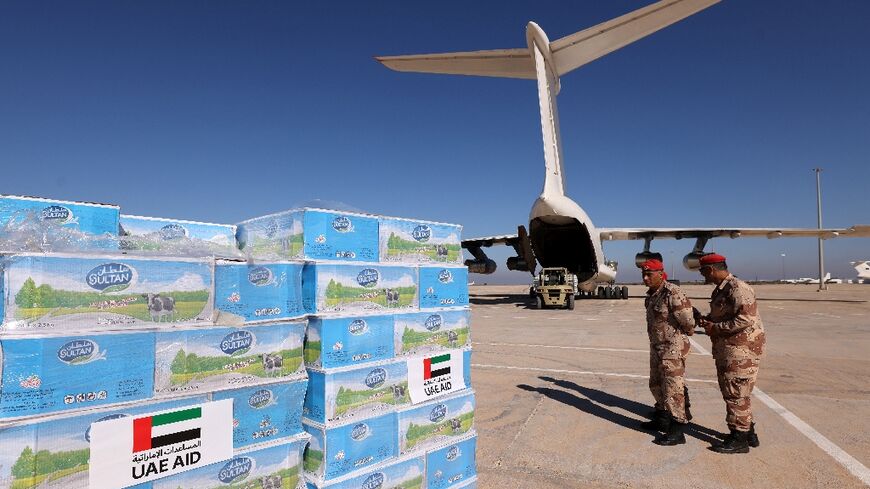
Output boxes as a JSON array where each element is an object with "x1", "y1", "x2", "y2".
[{"x1": 1, "y1": 1, "x2": 868, "y2": 283}]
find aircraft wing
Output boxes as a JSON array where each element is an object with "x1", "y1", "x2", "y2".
[
  {"x1": 598, "y1": 225, "x2": 870, "y2": 241},
  {"x1": 375, "y1": 48, "x2": 535, "y2": 79}
]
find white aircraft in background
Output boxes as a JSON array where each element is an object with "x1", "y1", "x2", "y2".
[
  {"x1": 852, "y1": 261, "x2": 870, "y2": 283},
  {"x1": 377, "y1": 0, "x2": 870, "y2": 298}
]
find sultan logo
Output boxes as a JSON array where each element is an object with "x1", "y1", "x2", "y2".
[
  {"x1": 438, "y1": 269, "x2": 453, "y2": 284},
  {"x1": 40, "y1": 205, "x2": 73, "y2": 224},
  {"x1": 411, "y1": 225, "x2": 431, "y2": 242},
  {"x1": 248, "y1": 389, "x2": 274, "y2": 409},
  {"x1": 248, "y1": 266, "x2": 274, "y2": 286},
  {"x1": 348, "y1": 319, "x2": 368, "y2": 336},
  {"x1": 361, "y1": 472, "x2": 385, "y2": 489},
  {"x1": 332, "y1": 216, "x2": 353, "y2": 233},
  {"x1": 446, "y1": 445, "x2": 461, "y2": 461},
  {"x1": 220, "y1": 330, "x2": 254, "y2": 356},
  {"x1": 218, "y1": 457, "x2": 254, "y2": 484},
  {"x1": 365, "y1": 367, "x2": 387, "y2": 389},
  {"x1": 132, "y1": 407, "x2": 203, "y2": 453},
  {"x1": 356, "y1": 268, "x2": 380, "y2": 288},
  {"x1": 424, "y1": 314, "x2": 443, "y2": 332},
  {"x1": 350, "y1": 423, "x2": 369, "y2": 441},
  {"x1": 159, "y1": 223, "x2": 188, "y2": 240},
  {"x1": 57, "y1": 339, "x2": 107, "y2": 365},
  {"x1": 429, "y1": 403, "x2": 448, "y2": 423},
  {"x1": 86, "y1": 263, "x2": 135, "y2": 292},
  {"x1": 424, "y1": 353, "x2": 452, "y2": 380}
]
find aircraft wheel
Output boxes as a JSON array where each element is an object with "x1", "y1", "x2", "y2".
[
  {"x1": 621, "y1": 286, "x2": 630, "y2": 300},
  {"x1": 604, "y1": 286, "x2": 613, "y2": 299},
  {"x1": 534, "y1": 295, "x2": 543, "y2": 309},
  {"x1": 597, "y1": 286, "x2": 605, "y2": 298},
  {"x1": 567, "y1": 295, "x2": 575, "y2": 310}
]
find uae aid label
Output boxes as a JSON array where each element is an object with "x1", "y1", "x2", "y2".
[
  {"x1": 407, "y1": 350, "x2": 466, "y2": 404},
  {"x1": 89, "y1": 399, "x2": 233, "y2": 489}
]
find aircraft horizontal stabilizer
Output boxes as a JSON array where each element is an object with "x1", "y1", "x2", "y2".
[
  {"x1": 376, "y1": 48, "x2": 535, "y2": 79},
  {"x1": 550, "y1": 0, "x2": 720, "y2": 76}
]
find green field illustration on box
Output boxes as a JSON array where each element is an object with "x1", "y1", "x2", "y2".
[
  {"x1": 399, "y1": 393, "x2": 475, "y2": 454},
  {"x1": 313, "y1": 265, "x2": 418, "y2": 312},
  {"x1": 395, "y1": 310, "x2": 471, "y2": 356},
  {"x1": 379, "y1": 218, "x2": 463, "y2": 264}
]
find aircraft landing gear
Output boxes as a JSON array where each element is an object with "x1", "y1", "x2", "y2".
[{"x1": 594, "y1": 285, "x2": 629, "y2": 300}]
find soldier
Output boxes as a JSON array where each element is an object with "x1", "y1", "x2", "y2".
[
  {"x1": 640, "y1": 259, "x2": 696, "y2": 445},
  {"x1": 696, "y1": 253, "x2": 765, "y2": 454}
]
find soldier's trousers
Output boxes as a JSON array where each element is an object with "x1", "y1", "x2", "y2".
[
  {"x1": 713, "y1": 343, "x2": 762, "y2": 432},
  {"x1": 649, "y1": 339, "x2": 690, "y2": 424}
]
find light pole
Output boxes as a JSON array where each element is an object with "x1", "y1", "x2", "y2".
[
  {"x1": 780, "y1": 253, "x2": 786, "y2": 281},
  {"x1": 814, "y1": 168, "x2": 827, "y2": 291}
]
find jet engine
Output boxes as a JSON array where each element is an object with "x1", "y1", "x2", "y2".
[
  {"x1": 635, "y1": 252, "x2": 663, "y2": 268},
  {"x1": 465, "y1": 258, "x2": 497, "y2": 274},
  {"x1": 682, "y1": 252, "x2": 708, "y2": 270}
]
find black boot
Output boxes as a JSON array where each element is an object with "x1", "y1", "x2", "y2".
[
  {"x1": 711, "y1": 430, "x2": 750, "y2": 454},
  {"x1": 748, "y1": 423, "x2": 759, "y2": 448},
  {"x1": 654, "y1": 420, "x2": 686, "y2": 446},
  {"x1": 640, "y1": 410, "x2": 667, "y2": 431},
  {"x1": 684, "y1": 386, "x2": 693, "y2": 421}
]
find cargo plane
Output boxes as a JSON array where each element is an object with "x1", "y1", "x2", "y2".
[{"x1": 377, "y1": 0, "x2": 870, "y2": 297}]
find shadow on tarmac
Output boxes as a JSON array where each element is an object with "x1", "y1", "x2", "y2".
[
  {"x1": 469, "y1": 293, "x2": 532, "y2": 308},
  {"x1": 516, "y1": 377, "x2": 723, "y2": 445}
]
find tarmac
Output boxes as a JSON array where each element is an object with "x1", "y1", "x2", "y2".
[{"x1": 468, "y1": 283, "x2": 870, "y2": 488}]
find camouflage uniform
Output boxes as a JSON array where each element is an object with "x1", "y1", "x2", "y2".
[
  {"x1": 645, "y1": 281, "x2": 695, "y2": 424},
  {"x1": 707, "y1": 274, "x2": 766, "y2": 432}
]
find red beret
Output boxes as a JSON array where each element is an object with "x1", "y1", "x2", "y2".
[
  {"x1": 641, "y1": 259, "x2": 664, "y2": 271},
  {"x1": 699, "y1": 253, "x2": 727, "y2": 266}
]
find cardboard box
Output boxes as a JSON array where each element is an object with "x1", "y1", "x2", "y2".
[
  {"x1": 0, "y1": 195, "x2": 119, "y2": 250},
  {"x1": 426, "y1": 433, "x2": 477, "y2": 489},
  {"x1": 0, "y1": 253, "x2": 214, "y2": 334},
  {"x1": 0, "y1": 331, "x2": 155, "y2": 419},
  {"x1": 214, "y1": 261, "x2": 305, "y2": 324},
  {"x1": 305, "y1": 314, "x2": 395, "y2": 369},
  {"x1": 119, "y1": 214, "x2": 238, "y2": 256},
  {"x1": 394, "y1": 309, "x2": 471, "y2": 357},
  {"x1": 212, "y1": 378, "x2": 308, "y2": 450},
  {"x1": 379, "y1": 216, "x2": 462, "y2": 264},
  {"x1": 237, "y1": 208, "x2": 378, "y2": 262},
  {"x1": 398, "y1": 390, "x2": 475, "y2": 456},
  {"x1": 302, "y1": 412, "x2": 398, "y2": 482},
  {"x1": 0, "y1": 395, "x2": 207, "y2": 489},
  {"x1": 155, "y1": 322, "x2": 306, "y2": 396},
  {"x1": 305, "y1": 454, "x2": 425, "y2": 489},
  {"x1": 302, "y1": 263, "x2": 418, "y2": 314},
  {"x1": 304, "y1": 360, "x2": 410, "y2": 425},
  {"x1": 419, "y1": 266, "x2": 469, "y2": 309},
  {"x1": 152, "y1": 434, "x2": 309, "y2": 489}
]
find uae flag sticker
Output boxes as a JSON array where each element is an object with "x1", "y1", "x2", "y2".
[
  {"x1": 133, "y1": 407, "x2": 202, "y2": 452},
  {"x1": 424, "y1": 354, "x2": 452, "y2": 380},
  {"x1": 409, "y1": 349, "x2": 466, "y2": 404}
]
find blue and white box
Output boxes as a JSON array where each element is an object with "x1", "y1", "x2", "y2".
[
  {"x1": 155, "y1": 321, "x2": 306, "y2": 396},
  {"x1": 394, "y1": 309, "x2": 471, "y2": 357},
  {"x1": 398, "y1": 390, "x2": 476, "y2": 456},
  {"x1": 119, "y1": 214, "x2": 238, "y2": 256},
  {"x1": 212, "y1": 378, "x2": 308, "y2": 450},
  {"x1": 463, "y1": 349, "x2": 472, "y2": 388},
  {"x1": 0, "y1": 253, "x2": 214, "y2": 334},
  {"x1": 303, "y1": 412, "x2": 398, "y2": 482},
  {"x1": 215, "y1": 261, "x2": 305, "y2": 324},
  {"x1": 0, "y1": 195, "x2": 119, "y2": 248},
  {"x1": 306, "y1": 454, "x2": 425, "y2": 489},
  {"x1": 302, "y1": 263, "x2": 418, "y2": 314},
  {"x1": 152, "y1": 433, "x2": 309, "y2": 489},
  {"x1": 0, "y1": 395, "x2": 207, "y2": 489},
  {"x1": 379, "y1": 217, "x2": 462, "y2": 264},
  {"x1": 237, "y1": 208, "x2": 379, "y2": 262},
  {"x1": 305, "y1": 314, "x2": 395, "y2": 369},
  {"x1": 0, "y1": 331, "x2": 155, "y2": 419},
  {"x1": 426, "y1": 433, "x2": 477, "y2": 489},
  {"x1": 304, "y1": 360, "x2": 410, "y2": 424},
  {"x1": 419, "y1": 266, "x2": 468, "y2": 309}
]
